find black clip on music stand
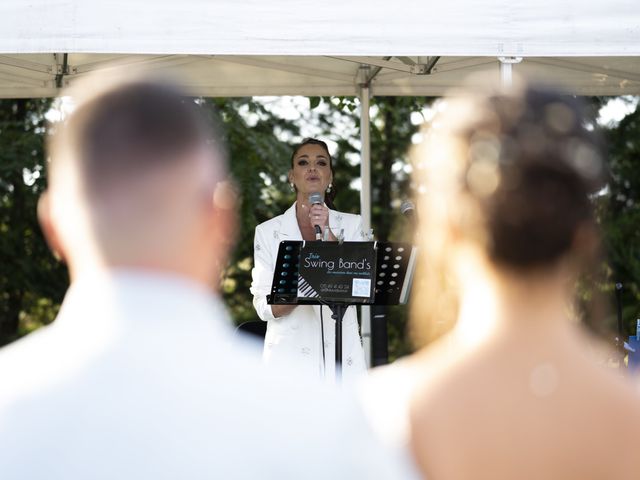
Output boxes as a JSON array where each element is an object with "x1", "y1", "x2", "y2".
[{"x1": 267, "y1": 240, "x2": 417, "y2": 382}]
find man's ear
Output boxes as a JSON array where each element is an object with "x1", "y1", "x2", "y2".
[{"x1": 37, "y1": 191, "x2": 66, "y2": 263}]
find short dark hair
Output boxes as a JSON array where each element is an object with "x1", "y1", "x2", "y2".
[{"x1": 49, "y1": 80, "x2": 223, "y2": 197}]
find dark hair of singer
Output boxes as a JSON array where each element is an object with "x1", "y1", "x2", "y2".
[{"x1": 290, "y1": 137, "x2": 337, "y2": 210}]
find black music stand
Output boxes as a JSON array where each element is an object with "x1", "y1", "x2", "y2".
[{"x1": 267, "y1": 240, "x2": 417, "y2": 381}]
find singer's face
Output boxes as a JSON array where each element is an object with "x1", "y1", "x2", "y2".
[{"x1": 289, "y1": 144, "x2": 333, "y2": 195}]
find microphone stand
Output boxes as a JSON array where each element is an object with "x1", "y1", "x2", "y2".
[
  {"x1": 614, "y1": 282, "x2": 624, "y2": 356},
  {"x1": 612, "y1": 282, "x2": 636, "y2": 371}
]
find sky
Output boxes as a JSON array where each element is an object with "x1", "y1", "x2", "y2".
[{"x1": 596, "y1": 96, "x2": 639, "y2": 127}]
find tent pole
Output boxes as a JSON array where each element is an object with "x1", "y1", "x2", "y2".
[
  {"x1": 359, "y1": 86, "x2": 371, "y2": 234},
  {"x1": 359, "y1": 81, "x2": 372, "y2": 369},
  {"x1": 498, "y1": 56, "x2": 523, "y2": 87}
]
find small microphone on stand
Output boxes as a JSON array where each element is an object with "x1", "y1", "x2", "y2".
[
  {"x1": 309, "y1": 192, "x2": 324, "y2": 241},
  {"x1": 615, "y1": 282, "x2": 624, "y2": 352},
  {"x1": 400, "y1": 200, "x2": 416, "y2": 223}
]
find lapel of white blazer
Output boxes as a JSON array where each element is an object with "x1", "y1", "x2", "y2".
[
  {"x1": 276, "y1": 203, "x2": 349, "y2": 241},
  {"x1": 277, "y1": 203, "x2": 302, "y2": 240}
]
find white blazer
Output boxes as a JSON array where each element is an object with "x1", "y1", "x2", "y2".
[{"x1": 251, "y1": 202, "x2": 367, "y2": 384}]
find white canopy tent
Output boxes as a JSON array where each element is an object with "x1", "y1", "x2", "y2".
[
  {"x1": 2, "y1": 0, "x2": 640, "y2": 100},
  {"x1": 2, "y1": 0, "x2": 640, "y2": 364}
]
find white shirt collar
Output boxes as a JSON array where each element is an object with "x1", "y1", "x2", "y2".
[{"x1": 55, "y1": 268, "x2": 231, "y2": 341}]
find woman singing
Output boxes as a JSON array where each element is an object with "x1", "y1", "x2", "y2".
[{"x1": 251, "y1": 138, "x2": 367, "y2": 383}]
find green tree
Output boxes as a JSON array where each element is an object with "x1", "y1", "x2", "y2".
[
  {"x1": 7, "y1": 93, "x2": 637, "y2": 365},
  {"x1": 0, "y1": 96, "x2": 306, "y2": 344},
  {"x1": 370, "y1": 97, "x2": 432, "y2": 360},
  {"x1": 208, "y1": 97, "x2": 304, "y2": 325},
  {"x1": 599, "y1": 99, "x2": 640, "y2": 336},
  {"x1": 0, "y1": 96, "x2": 317, "y2": 345},
  {"x1": 0, "y1": 98, "x2": 68, "y2": 346}
]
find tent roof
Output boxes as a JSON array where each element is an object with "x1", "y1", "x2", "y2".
[
  {"x1": 1, "y1": 54, "x2": 640, "y2": 98},
  {"x1": 1, "y1": 1, "x2": 640, "y2": 98}
]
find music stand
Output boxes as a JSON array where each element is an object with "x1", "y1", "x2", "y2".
[{"x1": 267, "y1": 240, "x2": 417, "y2": 381}]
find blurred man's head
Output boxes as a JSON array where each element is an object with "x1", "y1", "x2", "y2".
[{"x1": 40, "y1": 74, "x2": 235, "y2": 287}]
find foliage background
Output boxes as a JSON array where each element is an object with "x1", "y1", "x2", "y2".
[{"x1": 1, "y1": 95, "x2": 639, "y2": 360}]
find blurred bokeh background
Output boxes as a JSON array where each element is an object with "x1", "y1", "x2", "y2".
[{"x1": 1, "y1": 95, "x2": 638, "y2": 360}]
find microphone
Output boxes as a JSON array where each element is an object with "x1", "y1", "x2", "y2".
[
  {"x1": 309, "y1": 192, "x2": 324, "y2": 240},
  {"x1": 400, "y1": 200, "x2": 416, "y2": 222}
]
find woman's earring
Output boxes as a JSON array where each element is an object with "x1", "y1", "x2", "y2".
[
  {"x1": 290, "y1": 182, "x2": 295, "y2": 191},
  {"x1": 326, "y1": 183, "x2": 333, "y2": 193}
]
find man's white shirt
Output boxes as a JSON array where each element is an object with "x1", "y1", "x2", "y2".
[{"x1": 0, "y1": 270, "x2": 408, "y2": 479}]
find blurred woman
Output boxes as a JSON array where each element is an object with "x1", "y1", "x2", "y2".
[
  {"x1": 251, "y1": 138, "x2": 367, "y2": 383},
  {"x1": 362, "y1": 84, "x2": 640, "y2": 479}
]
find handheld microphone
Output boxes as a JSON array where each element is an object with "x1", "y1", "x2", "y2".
[{"x1": 309, "y1": 192, "x2": 324, "y2": 240}]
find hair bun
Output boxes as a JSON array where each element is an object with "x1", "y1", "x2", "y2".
[{"x1": 430, "y1": 85, "x2": 605, "y2": 270}]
